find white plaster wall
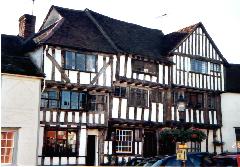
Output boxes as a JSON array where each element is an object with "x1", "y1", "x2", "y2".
[
  {"x1": 1, "y1": 74, "x2": 42, "y2": 166},
  {"x1": 29, "y1": 47, "x2": 43, "y2": 71},
  {"x1": 221, "y1": 93, "x2": 240, "y2": 152}
]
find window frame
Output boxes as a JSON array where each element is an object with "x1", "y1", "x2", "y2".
[
  {"x1": 1, "y1": 130, "x2": 17, "y2": 165},
  {"x1": 115, "y1": 129, "x2": 133, "y2": 154},
  {"x1": 113, "y1": 86, "x2": 127, "y2": 98},
  {"x1": 210, "y1": 63, "x2": 221, "y2": 73},
  {"x1": 151, "y1": 90, "x2": 162, "y2": 103},
  {"x1": 129, "y1": 88, "x2": 148, "y2": 108},
  {"x1": 88, "y1": 94, "x2": 106, "y2": 112},
  {"x1": 43, "y1": 128, "x2": 78, "y2": 157},
  {"x1": 132, "y1": 59, "x2": 157, "y2": 75},
  {"x1": 64, "y1": 51, "x2": 97, "y2": 73},
  {"x1": 60, "y1": 91, "x2": 88, "y2": 110},
  {"x1": 188, "y1": 93, "x2": 204, "y2": 109},
  {"x1": 41, "y1": 91, "x2": 59, "y2": 109},
  {"x1": 190, "y1": 59, "x2": 208, "y2": 74}
]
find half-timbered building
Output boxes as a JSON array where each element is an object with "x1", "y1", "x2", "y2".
[{"x1": 11, "y1": 6, "x2": 228, "y2": 166}]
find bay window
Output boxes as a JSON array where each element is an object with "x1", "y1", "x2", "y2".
[
  {"x1": 116, "y1": 129, "x2": 133, "y2": 153},
  {"x1": 65, "y1": 51, "x2": 96, "y2": 72}
]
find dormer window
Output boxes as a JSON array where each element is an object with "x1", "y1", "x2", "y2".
[{"x1": 65, "y1": 51, "x2": 96, "y2": 72}]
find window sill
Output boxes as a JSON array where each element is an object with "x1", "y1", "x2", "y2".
[{"x1": 64, "y1": 68, "x2": 96, "y2": 73}]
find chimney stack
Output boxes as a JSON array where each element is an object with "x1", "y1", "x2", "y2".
[{"x1": 19, "y1": 14, "x2": 36, "y2": 38}]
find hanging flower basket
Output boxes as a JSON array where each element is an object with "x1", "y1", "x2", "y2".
[{"x1": 159, "y1": 128, "x2": 206, "y2": 143}]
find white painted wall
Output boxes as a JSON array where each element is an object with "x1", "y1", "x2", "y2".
[
  {"x1": 1, "y1": 74, "x2": 42, "y2": 166},
  {"x1": 221, "y1": 93, "x2": 240, "y2": 152},
  {"x1": 29, "y1": 47, "x2": 43, "y2": 71}
]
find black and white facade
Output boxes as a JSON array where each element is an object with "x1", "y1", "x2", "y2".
[{"x1": 11, "y1": 6, "x2": 228, "y2": 165}]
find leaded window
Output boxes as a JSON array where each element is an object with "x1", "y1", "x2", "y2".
[
  {"x1": 151, "y1": 90, "x2": 162, "y2": 103},
  {"x1": 89, "y1": 95, "x2": 105, "y2": 111},
  {"x1": 65, "y1": 51, "x2": 96, "y2": 72},
  {"x1": 191, "y1": 59, "x2": 208, "y2": 74},
  {"x1": 116, "y1": 129, "x2": 133, "y2": 153},
  {"x1": 129, "y1": 88, "x2": 148, "y2": 108}
]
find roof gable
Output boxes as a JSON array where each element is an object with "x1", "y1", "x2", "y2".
[
  {"x1": 39, "y1": 7, "x2": 62, "y2": 31},
  {"x1": 168, "y1": 22, "x2": 228, "y2": 63}
]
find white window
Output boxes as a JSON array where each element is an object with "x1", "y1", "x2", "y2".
[
  {"x1": 191, "y1": 59, "x2": 208, "y2": 74},
  {"x1": 116, "y1": 129, "x2": 133, "y2": 153},
  {"x1": 1, "y1": 131, "x2": 15, "y2": 164}
]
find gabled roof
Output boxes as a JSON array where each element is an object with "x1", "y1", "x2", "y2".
[
  {"x1": 225, "y1": 64, "x2": 240, "y2": 93},
  {"x1": 164, "y1": 22, "x2": 228, "y2": 63},
  {"x1": 1, "y1": 34, "x2": 44, "y2": 77},
  {"x1": 34, "y1": 6, "x2": 166, "y2": 60}
]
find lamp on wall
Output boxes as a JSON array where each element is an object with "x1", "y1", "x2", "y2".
[
  {"x1": 177, "y1": 94, "x2": 186, "y2": 122},
  {"x1": 177, "y1": 93, "x2": 187, "y2": 167}
]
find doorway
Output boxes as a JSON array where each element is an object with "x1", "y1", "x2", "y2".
[
  {"x1": 143, "y1": 131, "x2": 157, "y2": 157},
  {"x1": 86, "y1": 135, "x2": 95, "y2": 166}
]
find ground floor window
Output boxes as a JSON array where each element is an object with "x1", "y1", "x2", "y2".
[
  {"x1": 116, "y1": 129, "x2": 133, "y2": 153},
  {"x1": 1, "y1": 131, "x2": 15, "y2": 164},
  {"x1": 43, "y1": 128, "x2": 77, "y2": 156}
]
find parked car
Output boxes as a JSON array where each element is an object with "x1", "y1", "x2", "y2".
[
  {"x1": 126, "y1": 157, "x2": 146, "y2": 166},
  {"x1": 151, "y1": 152, "x2": 214, "y2": 167},
  {"x1": 213, "y1": 154, "x2": 240, "y2": 166}
]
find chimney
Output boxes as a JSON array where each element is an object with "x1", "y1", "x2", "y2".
[{"x1": 19, "y1": 14, "x2": 36, "y2": 38}]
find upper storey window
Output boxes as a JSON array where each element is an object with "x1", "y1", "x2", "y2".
[
  {"x1": 191, "y1": 59, "x2": 208, "y2": 74},
  {"x1": 132, "y1": 60, "x2": 157, "y2": 75},
  {"x1": 210, "y1": 63, "x2": 221, "y2": 73},
  {"x1": 65, "y1": 51, "x2": 96, "y2": 72}
]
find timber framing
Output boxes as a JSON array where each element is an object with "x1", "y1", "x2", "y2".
[{"x1": 21, "y1": 5, "x2": 228, "y2": 165}]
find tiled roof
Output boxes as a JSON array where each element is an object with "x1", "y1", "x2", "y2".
[
  {"x1": 34, "y1": 6, "x2": 166, "y2": 60},
  {"x1": 1, "y1": 34, "x2": 44, "y2": 77}
]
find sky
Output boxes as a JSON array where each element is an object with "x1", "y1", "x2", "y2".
[{"x1": 0, "y1": 0, "x2": 239, "y2": 63}]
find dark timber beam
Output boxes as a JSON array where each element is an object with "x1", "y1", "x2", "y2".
[
  {"x1": 46, "y1": 48, "x2": 70, "y2": 83},
  {"x1": 90, "y1": 58, "x2": 113, "y2": 85}
]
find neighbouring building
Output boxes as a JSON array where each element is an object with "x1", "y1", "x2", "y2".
[
  {"x1": 1, "y1": 5, "x2": 230, "y2": 166},
  {"x1": 1, "y1": 31, "x2": 44, "y2": 165},
  {"x1": 221, "y1": 64, "x2": 240, "y2": 153}
]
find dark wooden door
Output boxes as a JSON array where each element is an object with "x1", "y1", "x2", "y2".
[
  {"x1": 86, "y1": 135, "x2": 95, "y2": 166},
  {"x1": 143, "y1": 131, "x2": 157, "y2": 157}
]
